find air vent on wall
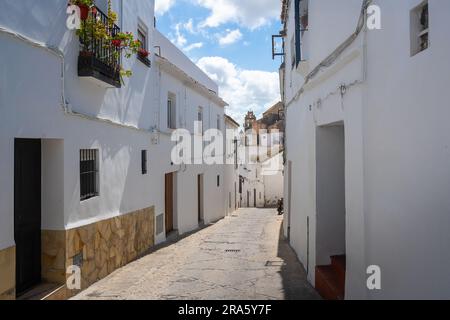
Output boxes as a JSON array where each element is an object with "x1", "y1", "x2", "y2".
[{"x1": 156, "y1": 214, "x2": 164, "y2": 235}]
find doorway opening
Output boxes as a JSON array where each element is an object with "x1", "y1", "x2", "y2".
[
  {"x1": 14, "y1": 139, "x2": 42, "y2": 296},
  {"x1": 315, "y1": 124, "x2": 346, "y2": 300},
  {"x1": 234, "y1": 182, "x2": 237, "y2": 210},
  {"x1": 198, "y1": 174, "x2": 204, "y2": 224},
  {"x1": 247, "y1": 191, "x2": 250, "y2": 207}
]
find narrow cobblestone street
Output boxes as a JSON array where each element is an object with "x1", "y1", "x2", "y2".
[{"x1": 73, "y1": 209, "x2": 320, "y2": 300}]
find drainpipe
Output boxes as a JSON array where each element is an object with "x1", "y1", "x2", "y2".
[
  {"x1": 285, "y1": 0, "x2": 372, "y2": 109},
  {"x1": 0, "y1": 25, "x2": 153, "y2": 133},
  {"x1": 120, "y1": 0, "x2": 123, "y2": 30}
]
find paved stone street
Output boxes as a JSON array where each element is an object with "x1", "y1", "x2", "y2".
[{"x1": 73, "y1": 208, "x2": 320, "y2": 300}]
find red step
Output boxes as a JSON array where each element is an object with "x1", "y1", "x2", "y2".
[
  {"x1": 315, "y1": 255, "x2": 346, "y2": 300},
  {"x1": 331, "y1": 255, "x2": 346, "y2": 289}
]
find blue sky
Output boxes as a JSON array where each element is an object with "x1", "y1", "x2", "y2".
[{"x1": 155, "y1": 0, "x2": 283, "y2": 125}]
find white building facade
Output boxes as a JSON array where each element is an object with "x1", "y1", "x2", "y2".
[
  {"x1": 239, "y1": 163, "x2": 266, "y2": 209},
  {"x1": 280, "y1": 0, "x2": 450, "y2": 299},
  {"x1": 261, "y1": 153, "x2": 284, "y2": 208},
  {"x1": 0, "y1": 0, "x2": 227, "y2": 299},
  {"x1": 223, "y1": 115, "x2": 240, "y2": 216},
  {"x1": 238, "y1": 154, "x2": 284, "y2": 209}
]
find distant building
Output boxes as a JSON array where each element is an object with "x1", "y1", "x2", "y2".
[
  {"x1": 243, "y1": 102, "x2": 285, "y2": 158},
  {"x1": 239, "y1": 103, "x2": 285, "y2": 209},
  {"x1": 224, "y1": 115, "x2": 241, "y2": 215}
]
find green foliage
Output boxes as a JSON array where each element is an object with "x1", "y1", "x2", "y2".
[
  {"x1": 74, "y1": 0, "x2": 143, "y2": 82},
  {"x1": 70, "y1": 0, "x2": 94, "y2": 7}
]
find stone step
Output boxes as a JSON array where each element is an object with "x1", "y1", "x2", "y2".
[
  {"x1": 17, "y1": 283, "x2": 62, "y2": 300},
  {"x1": 331, "y1": 255, "x2": 346, "y2": 288},
  {"x1": 315, "y1": 265, "x2": 345, "y2": 300}
]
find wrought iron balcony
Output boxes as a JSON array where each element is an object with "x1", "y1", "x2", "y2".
[
  {"x1": 77, "y1": 6, "x2": 121, "y2": 88},
  {"x1": 272, "y1": 31, "x2": 285, "y2": 61}
]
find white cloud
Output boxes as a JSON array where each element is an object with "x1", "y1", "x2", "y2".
[
  {"x1": 183, "y1": 19, "x2": 195, "y2": 34},
  {"x1": 196, "y1": 0, "x2": 279, "y2": 30},
  {"x1": 169, "y1": 23, "x2": 204, "y2": 53},
  {"x1": 218, "y1": 29, "x2": 243, "y2": 46},
  {"x1": 170, "y1": 22, "x2": 187, "y2": 47},
  {"x1": 184, "y1": 42, "x2": 204, "y2": 52},
  {"x1": 197, "y1": 57, "x2": 280, "y2": 125},
  {"x1": 155, "y1": 0, "x2": 176, "y2": 16}
]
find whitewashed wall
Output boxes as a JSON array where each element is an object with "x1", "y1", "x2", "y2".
[
  {"x1": 240, "y1": 164, "x2": 265, "y2": 208},
  {"x1": 262, "y1": 153, "x2": 284, "y2": 208},
  {"x1": 154, "y1": 28, "x2": 227, "y2": 235},
  {"x1": 283, "y1": 0, "x2": 450, "y2": 299},
  {"x1": 0, "y1": 0, "x2": 228, "y2": 251},
  {"x1": 362, "y1": 0, "x2": 450, "y2": 299},
  {"x1": 224, "y1": 119, "x2": 240, "y2": 215},
  {"x1": 154, "y1": 30, "x2": 218, "y2": 94}
]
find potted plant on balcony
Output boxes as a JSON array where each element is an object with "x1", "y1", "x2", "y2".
[
  {"x1": 76, "y1": 15, "x2": 108, "y2": 55},
  {"x1": 138, "y1": 48, "x2": 150, "y2": 59},
  {"x1": 75, "y1": 0, "x2": 141, "y2": 85},
  {"x1": 301, "y1": 14, "x2": 308, "y2": 30},
  {"x1": 70, "y1": 0, "x2": 94, "y2": 21}
]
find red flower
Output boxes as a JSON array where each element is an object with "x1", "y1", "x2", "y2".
[
  {"x1": 111, "y1": 39, "x2": 122, "y2": 47},
  {"x1": 138, "y1": 48, "x2": 149, "y2": 58}
]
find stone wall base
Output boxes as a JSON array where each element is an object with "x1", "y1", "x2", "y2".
[
  {"x1": 0, "y1": 246, "x2": 15, "y2": 300},
  {"x1": 43, "y1": 206, "x2": 155, "y2": 299}
]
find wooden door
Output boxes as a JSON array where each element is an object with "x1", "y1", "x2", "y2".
[
  {"x1": 14, "y1": 139, "x2": 42, "y2": 295},
  {"x1": 165, "y1": 173, "x2": 174, "y2": 234},
  {"x1": 234, "y1": 183, "x2": 237, "y2": 210},
  {"x1": 197, "y1": 174, "x2": 203, "y2": 223}
]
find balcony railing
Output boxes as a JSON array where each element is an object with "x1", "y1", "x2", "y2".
[
  {"x1": 272, "y1": 33, "x2": 285, "y2": 61},
  {"x1": 77, "y1": 6, "x2": 121, "y2": 88}
]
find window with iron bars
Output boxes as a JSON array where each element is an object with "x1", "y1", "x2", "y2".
[
  {"x1": 294, "y1": 0, "x2": 309, "y2": 67},
  {"x1": 142, "y1": 150, "x2": 148, "y2": 175},
  {"x1": 80, "y1": 149, "x2": 99, "y2": 201}
]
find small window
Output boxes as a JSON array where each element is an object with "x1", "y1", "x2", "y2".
[
  {"x1": 197, "y1": 107, "x2": 203, "y2": 135},
  {"x1": 141, "y1": 150, "x2": 148, "y2": 175},
  {"x1": 137, "y1": 23, "x2": 151, "y2": 67},
  {"x1": 217, "y1": 115, "x2": 221, "y2": 130},
  {"x1": 410, "y1": 1, "x2": 429, "y2": 56},
  {"x1": 294, "y1": 0, "x2": 309, "y2": 66},
  {"x1": 138, "y1": 28, "x2": 147, "y2": 51},
  {"x1": 217, "y1": 175, "x2": 220, "y2": 187},
  {"x1": 167, "y1": 93, "x2": 177, "y2": 129},
  {"x1": 80, "y1": 149, "x2": 99, "y2": 201}
]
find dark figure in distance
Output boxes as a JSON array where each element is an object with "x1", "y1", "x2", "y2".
[{"x1": 277, "y1": 198, "x2": 284, "y2": 215}]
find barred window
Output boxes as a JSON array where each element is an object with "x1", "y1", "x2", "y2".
[
  {"x1": 80, "y1": 149, "x2": 99, "y2": 201},
  {"x1": 167, "y1": 93, "x2": 177, "y2": 129},
  {"x1": 217, "y1": 115, "x2": 221, "y2": 130},
  {"x1": 197, "y1": 106, "x2": 203, "y2": 135},
  {"x1": 142, "y1": 150, "x2": 148, "y2": 175},
  {"x1": 410, "y1": 1, "x2": 429, "y2": 56},
  {"x1": 138, "y1": 28, "x2": 147, "y2": 51}
]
